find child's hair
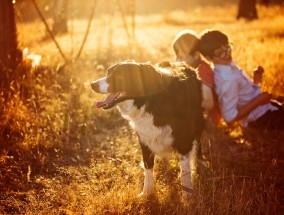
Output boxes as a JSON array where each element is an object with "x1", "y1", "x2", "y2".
[
  {"x1": 171, "y1": 30, "x2": 199, "y2": 56},
  {"x1": 199, "y1": 30, "x2": 229, "y2": 58}
]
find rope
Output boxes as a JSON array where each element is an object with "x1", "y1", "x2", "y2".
[
  {"x1": 75, "y1": 0, "x2": 98, "y2": 60},
  {"x1": 31, "y1": 0, "x2": 135, "y2": 62},
  {"x1": 116, "y1": 0, "x2": 131, "y2": 41},
  {"x1": 31, "y1": 0, "x2": 68, "y2": 64}
]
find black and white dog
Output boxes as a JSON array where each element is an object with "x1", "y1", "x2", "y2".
[{"x1": 91, "y1": 61, "x2": 204, "y2": 197}]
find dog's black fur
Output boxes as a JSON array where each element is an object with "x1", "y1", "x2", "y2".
[{"x1": 91, "y1": 61, "x2": 204, "y2": 195}]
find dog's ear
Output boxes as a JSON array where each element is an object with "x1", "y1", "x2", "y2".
[{"x1": 135, "y1": 63, "x2": 173, "y2": 96}]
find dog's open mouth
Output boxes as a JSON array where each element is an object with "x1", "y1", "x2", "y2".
[{"x1": 96, "y1": 92, "x2": 126, "y2": 110}]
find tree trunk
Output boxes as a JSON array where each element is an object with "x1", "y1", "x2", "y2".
[
  {"x1": 0, "y1": 0, "x2": 21, "y2": 89},
  {"x1": 237, "y1": 0, "x2": 258, "y2": 20}
]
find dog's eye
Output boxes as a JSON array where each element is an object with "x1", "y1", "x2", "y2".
[
  {"x1": 108, "y1": 73, "x2": 122, "y2": 80},
  {"x1": 107, "y1": 74, "x2": 123, "y2": 86}
]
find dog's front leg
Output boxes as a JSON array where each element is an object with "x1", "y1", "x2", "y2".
[
  {"x1": 180, "y1": 140, "x2": 198, "y2": 199},
  {"x1": 180, "y1": 154, "x2": 192, "y2": 192},
  {"x1": 139, "y1": 142, "x2": 155, "y2": 196}
]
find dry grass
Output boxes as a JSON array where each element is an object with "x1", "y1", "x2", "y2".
[{"x1": 1, "y1": 4, "x2": 284, "y2": 215}]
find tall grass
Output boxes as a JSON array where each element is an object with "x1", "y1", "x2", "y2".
[{"x1": 1, "y1": 5, "x2": 284, "y2": 214}]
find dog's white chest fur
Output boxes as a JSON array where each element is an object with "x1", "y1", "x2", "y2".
[{"x1": 117, "y1": 100, "x2": 174, "y2": 157}]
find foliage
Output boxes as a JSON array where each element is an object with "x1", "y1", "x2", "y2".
[{"x1": 1, "y1": 5, "x2": 284, "y2": 215}]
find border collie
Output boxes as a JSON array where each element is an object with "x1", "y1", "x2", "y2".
[{"x1": 91, "y1": 61, "x2": 204, "y2": 197}]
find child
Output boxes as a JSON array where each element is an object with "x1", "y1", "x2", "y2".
[
  {"x1": 172, "y1": 30, "x2": 221, "y2": 125},
  {"x1": 198, "y1": 29, "x2": 284, "y2": 130}
]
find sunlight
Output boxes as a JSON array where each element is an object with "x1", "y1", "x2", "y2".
[
  {"x1": 23, "y1": 48, "x2": 42, "y2": 67},
  {"x1": 228, "y1": 126, "x2": 243, "y2": 139},
  {"x1": 2, "y1": 1, "x2": 284, "y2": 214},
  {"x1": 228, "y1": 127, "x2": 252, "y2": 147},
  {"x1": 158, "y1": 67, "x2": 172, "y2": 75}
]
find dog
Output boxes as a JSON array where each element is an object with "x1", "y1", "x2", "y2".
[{"x1": 91, "y1": 61, "x2": 204, "y2": 197}]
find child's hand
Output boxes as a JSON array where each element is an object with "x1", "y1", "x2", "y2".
[
  {"x1": 253, "y1": 66, "x2": 264, "y2": 85},
  {"x1": 259, "y1": 92, "x2": 272, "y2": 105}
]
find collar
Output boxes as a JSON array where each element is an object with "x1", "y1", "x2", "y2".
[
  {"x1": 214, "y1": 61, "x2": 240, "y2": 72},
  {"x1": 214, "y1": 61, "x2": 256, "y2": 85}
]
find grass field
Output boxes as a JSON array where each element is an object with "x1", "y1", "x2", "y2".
[{"x1": 1, "y1": 4, "x2": 284, "y2": 215}]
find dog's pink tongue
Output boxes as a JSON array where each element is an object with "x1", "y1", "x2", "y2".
[
  {"x1": 96, "y1": 93, "x2": 120, "y2": 108},
  {"x1": 96, "y1": 101, "x2": 108, "y2": 108}
]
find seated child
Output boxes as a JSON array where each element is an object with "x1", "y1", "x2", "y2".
[
  {"x1": 172, "y1": 29, "x2": 221, "y2": 125},
  {"x1": 198, "y1": 29, "x2": 284, "y2": 130}
]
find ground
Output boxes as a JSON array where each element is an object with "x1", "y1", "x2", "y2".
[{"x1": 1, "y1": 4, "x2": 284, "y2": 215}]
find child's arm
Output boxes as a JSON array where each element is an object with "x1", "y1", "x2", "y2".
[
  {"x1": 201, "y1": 84, "x2": 214, "y2": 111},
  {"x1": 228, "y1": 92, "x2": 271, "y2": 125}
]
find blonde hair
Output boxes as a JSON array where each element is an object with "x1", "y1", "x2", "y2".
[{"x1": 171, "y1": 30, "x2": 199, "y2": 56}]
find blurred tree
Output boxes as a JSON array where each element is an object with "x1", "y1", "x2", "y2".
[
  {"x1": 237, "y1": 0, "x2": 258, "y2": 20},
  {"x1": 260, "y1": 0, "x2": 270, "y2": 6},
  {"x1": 0, "y1": 0, "x2": 22, "y2": 89}
]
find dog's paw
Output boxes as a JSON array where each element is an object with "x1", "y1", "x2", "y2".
[
  {"x1": 181, "y1": 191, "x2": 193, "y2": 202},
  {"x1": 138, "y1": 190, "x2": 154, "y2": 198},
  {"x1": 197, "y1": 158, "x2": 211, "y2": 170},
  {"x1": 138, "y1": 192, "x2": 146, "y2": 198},
  {"x1": 180, "y1": 185, "x2": 193, "y2": 201}
]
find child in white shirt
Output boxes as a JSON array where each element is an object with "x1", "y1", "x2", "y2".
[{"x1": 198, "y1": 30, "x2": 283, "y2": 130}]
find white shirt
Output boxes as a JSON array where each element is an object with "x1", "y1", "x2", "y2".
[{"x1": 214, "y1": 61, "x2": 277, "y2": 127}]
